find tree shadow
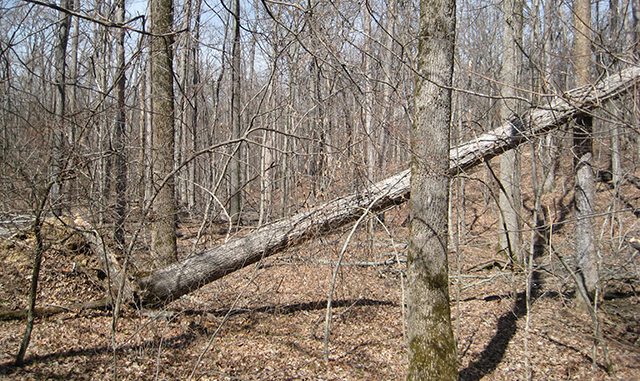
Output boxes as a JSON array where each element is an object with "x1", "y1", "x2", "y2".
[
  {"x1": 0, "y1": 331, "x2": 197, "y2": 376},
  {"x1": 458, "y1": 291, "x2": 528, "y2": 381},
  {"x1": 182, "y1": 297, "x2": 397, "y2": 317},
  {"x1": 1, "y1": 297, "x2": 395, "y2": 376}
]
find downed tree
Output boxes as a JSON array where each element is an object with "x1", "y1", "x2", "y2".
[
  {"x1": 139, "y1": 171, "x2": 412, "y2": 306},
  {"x1": 450, "y1": 66, "x2": 640, "y2": 172},
  {"x1": 138, "y1": 66, "x2": 640, "y2": 307}
]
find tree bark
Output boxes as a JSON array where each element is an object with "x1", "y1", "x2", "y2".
[
  {"x1": 572, "y1": 0, "x2": 597, "y2": 308},
  {"x1": 114, "y1": 0, "x2": 127, "y2": 249},
  {"x1": 150, "y1": 0, "x2": 178, "y2": 268},
  {"x1": 137, "y1": 67, "x2": 640, "y2": 307},
  {"x1": 229, "y1": 0, "x2": 242, "y2": 223},
  {"x1": 634, "y1": 0, "x2": 640, "y2": 58},
  {"x1": 406, "y1": 0, "x2": 457, "y2": 376},
  {"x1": 498, "y1": 0, "x2": 524, "y2": 262},
  {"x1": 15, "y1": 186, "x2": 51, "y2": 366},
  {"x1": 50, "y1": 0, "x2": 72, "y2": 215}
]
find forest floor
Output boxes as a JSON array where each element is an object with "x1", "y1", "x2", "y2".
[{"x1": 2, "y1": 163, "x2": 640, "y2": 379}]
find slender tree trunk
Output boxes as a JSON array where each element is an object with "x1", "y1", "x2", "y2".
[
  {"x1": 406, "y1": 0, "x2": 457, "y2": 378},
  {"x1": 229, "y1": 0, "x2": 242, "y2": 223},
  {"x1": 50, "y1": 0, "x2": 72, "y2": 215},
  {"x1": 608, "y1": 0, "x2": 622, "y2": 188},
  {"x1": 176, "y1": 0, "x2": 192, "y2": 209},
  {"x1": 143, "y1": 56, "x2": 154, "y2": 206},
  {"x1": 150, "y1": 0, "x2": 178, "y2": 267},
  {"x1": 15, "y1": 185, "x2": 51, "y2": 366},
  {"x1": 189, "y1": 0, "x2": 202, "y2": 211},
  {"x1": 379, "y1": 0, "x2": 396, "y2": 173},
  {"x1": 541, "y1": 0, "x2": 559, "y2": 193},
  {"x1": 633, "y1": 0, "x2": 640, "y2": 58},
  {"x1": 572, "y1": 0, "x2": 597, "y2": 308},
  {"x1": 68, "y1": 0, "x2": 79, "y2": 147},
  {"x1": 498, "y1": 0, "x2": 523, "y2": 263},
  {"x1": 307, "y1": 0, "x2": 326, "y2": 201},
  {"x1": 114, "y1": 0, "x2": 127, "y2": 249},
  {"x1": 281, "y1": 52, "x2": 297, "y2": 217},
  {"x1": 96, "y1": 23, "x2": 112, "y2": 226},
  {"x1": 363, "y1": 1, "x2": 374, "y2": 186},
  {"x1": 259, "y1": 46, "x2": 277, "y2": 226},
  {"x1": 362, "y1": 0, "x2": 376, "y2": 245}
]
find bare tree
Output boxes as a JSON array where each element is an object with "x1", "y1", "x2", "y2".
[
  {"x1": 572, "y1": 0, "x2": 598, "y2": 309},
  {"x1": 114, "y1": 0, "x2": 127, "y2": 249},
  {"x1": 498, "y1": 0, "x2": 524, "y2": 263},
  {"x1": 406, "y1": 0, "x2": 457, "y2": 377},
  {"x1": 228, "y1": 0, "x2": 242, "y2": 223},
  {"x1": 50, "y1": 0, "x2": 72, "y2": 215},
  {"x1": 150, "y1": 0, "x2": 178, "y2": 267}
]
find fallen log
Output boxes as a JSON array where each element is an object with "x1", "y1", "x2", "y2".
[
  {"x1": 0, "y1": 298, "x2": 112, "y2": 321},
  {"x1": 139, "y1": 66, "x2": 640, "y2": 307},
  {"x1": 73, "y1": 215, "x2": 135, "y2": 304},
  {"x1": 138, "y1": 170, "x2": 412, "y2": 306},
  {"x1": 450, "y1": 66, "x2": 640, "y2": 173}
]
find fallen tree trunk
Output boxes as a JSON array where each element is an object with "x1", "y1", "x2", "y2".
[
  {"x1": 450, "y1": 66, "x2": 640, "y2": 173},
  {"x1": 139, "y1": 66, "x2": 640, "y2": 307},
  {"x1": 73, "y1": 215, "x2": 135, "y2": 303},
  {"x1": 139, "y1": 171, "x2": 412, "y2": 306}
]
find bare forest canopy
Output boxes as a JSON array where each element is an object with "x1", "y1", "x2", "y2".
[{"x1": 137, "y1": 66, "x2": 640, "y2": 307}]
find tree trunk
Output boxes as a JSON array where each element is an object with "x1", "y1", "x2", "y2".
[
  {"x1": 114, "y1": 0, "x2": 127, "y2": 249},
  {"x1": 15, "y1": 186, "x2": 51, "y2": 366},
  {"x1": 150, "y1": 0, "x2": 178, "y2": 268},
  {"x1": 541, "y1": 0, "x2": 559, "y2": 193},
  {"x1": 229, "y1": 0, "x2": 242, "y2": 223},
  {"x1": 498, "y1": 0, "x2": 524, "y2": 262},
  {"x1": 175, "y1": 0, "x2": 190, "y2": 208},
  {"x1": 307, "y1": 0, "x2": 326, "y2": 201},
  {"x1": 50, "y1": 0, "x2": 72, "y2": 215},
  {"x1": 572, "y1": 0, "x2": 597, "y2": 308},
  {"x1": 406, "y1": 0, "x2": 457, "y2": 378},
  {"x1": 634, "y1": 0, "x2": 640, "y2": 58},
  {"x1": 137, "y1": 67, "x2": 640, "y2": 307},
  {"x1": 139, "y1": 170, "x2": 411, "y2": 306}
]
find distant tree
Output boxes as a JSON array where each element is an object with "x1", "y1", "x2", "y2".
[
  {"x1": 50, "y1": 0, "x2": 72, "y2": 215},
  {"x1": 228, "y1": 0, "x2": 242, "y2": 223},
  {"x1": 114, "y1": 0, "x2": 127, "y2": 249},
  {"x1": 406, "y1": 0, "x2": 457, "y2": 377}
]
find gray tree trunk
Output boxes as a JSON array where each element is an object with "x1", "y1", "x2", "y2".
[
  {"x1": 572, "y1": 0, "x2": 598, "y2": 308},
  {"x1": 114, "y1": 0, "x2": 127, "y2": 249},
  {"x1": 498, "y1": 0, "x2": 524, "y2": 262},
  {"x1": 228, "y1": 0, "x2": 242, "y2": 223},
  {"x1": 540, "y1": 0, "x2": 560, "y2": 193},
  {"x1": 50, "y1": 0, "x2": 72, "y2": 215},
  {"x1": 307, "y1": 0, "x2": 326, "y2": 201},
  {"x1": 67, "y1": 0, "x2": 79, "y2": 147},
  {"x1": 150, "y1": 0, "x2": 178, "y2": 268},
  {"x1": 634, "y1": 0, "x2": 640, "y2": 58},
  {"x1": 406, "y1": 0, "x2": 457, "y2": 377},
  {"x1": 175, "y1": 0, "x2": 191, "y2": 208}
]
